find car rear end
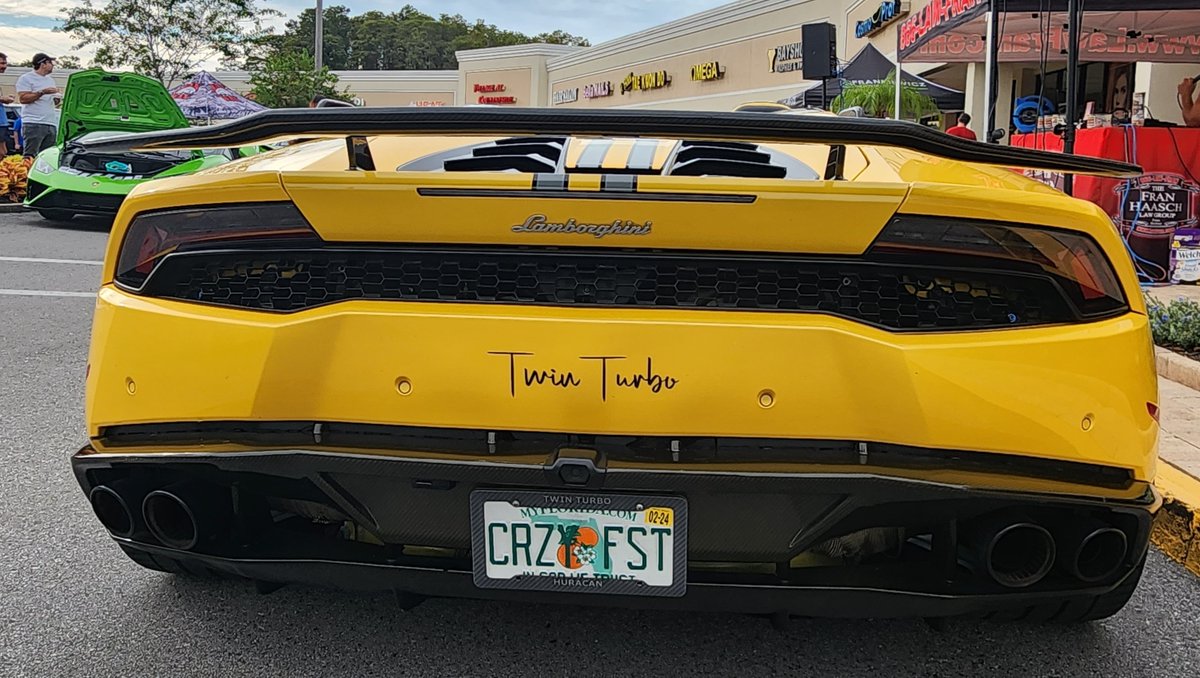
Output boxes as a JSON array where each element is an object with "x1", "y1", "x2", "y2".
[{"x1": 70, "y1": 113, "x2": 1160, "y2": 621}]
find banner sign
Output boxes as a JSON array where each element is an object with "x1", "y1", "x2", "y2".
[
  {"x1": 905, "y1": 21, "x2": 1200, "y2": 62},
  {"x1": 898, "y1": 0, "x2": 988, "y2": 60}
]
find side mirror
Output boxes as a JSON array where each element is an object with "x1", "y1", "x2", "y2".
[{"x1": 837, "y1": 106, "x2": 865, "y2": 117}]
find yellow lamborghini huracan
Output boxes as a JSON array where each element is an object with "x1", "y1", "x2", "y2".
[{"x1": 70, "y1": 107, "x2": 1160, "y2": 623}]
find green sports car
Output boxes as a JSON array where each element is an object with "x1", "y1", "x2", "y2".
[{"x1": 24, "y1": 68, "x2": 262, "y2": 221}]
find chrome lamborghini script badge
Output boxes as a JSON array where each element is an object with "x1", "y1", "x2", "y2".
[{"x1": 511, "y1": 214, "x2": 652, "y2": 238}]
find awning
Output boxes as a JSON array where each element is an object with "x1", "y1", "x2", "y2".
[
  {"x1": 900, "y1": 1, "x2": 1200, "y2": 63},
  {"x1": 778, "y1": 44, "x2": 965, "y2": 111}
]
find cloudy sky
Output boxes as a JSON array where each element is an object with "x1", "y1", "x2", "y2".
[{"x1": 0, "y1": 0, "x2": 733, "y2": 66}]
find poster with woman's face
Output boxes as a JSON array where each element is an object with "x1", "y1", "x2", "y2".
[{"x1": 1108, "y1": 64, "x2": 1131, "y2": 115}]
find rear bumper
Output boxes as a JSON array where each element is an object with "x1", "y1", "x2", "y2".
[
  {"x1": 70, "y1": 442, "x2": 1158, "y2": 618},
  {"x1": 110, "y1": 540, "x2": 1149, "y2": 619}
]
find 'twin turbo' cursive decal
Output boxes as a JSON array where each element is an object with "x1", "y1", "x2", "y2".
[
  {"x1": 489, "y1": 352, "x2": 679, "y2": 401},
  {"x1": 511, "y1": 214, "x2": 652, "y2": 238}
]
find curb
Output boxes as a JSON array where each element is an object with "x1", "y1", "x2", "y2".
[
  {"x1": 1152, "y1": 346, "x2": 1200, "y2": 575},
  {"x1": 1150, "y1": 462, "x2": 1200, "y2": 576},
  {"x1": 1156, "y1": 346, "x2": 1200, "y2": 393},
  {"x1": 0, "y1": 202, "x2": 28, "y2": 213}
]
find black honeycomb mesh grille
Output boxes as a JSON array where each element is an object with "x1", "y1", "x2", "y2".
[{"x1": 139, "y1": 248, "x2": 1077, "y2": 330}]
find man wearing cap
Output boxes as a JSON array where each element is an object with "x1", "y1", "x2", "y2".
[{"x1": 15, "y1": 53, "x2": 61, "y2": 159}]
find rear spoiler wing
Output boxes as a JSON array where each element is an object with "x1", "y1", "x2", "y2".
[{"x1": 75, "y1": 106, "x2": 1142, "y2": 178}]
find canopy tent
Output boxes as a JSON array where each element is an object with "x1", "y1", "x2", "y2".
[
  {"x1": 169, "y1": 71, "x2": 268, "y2": 121},
  {"x1": 778, "y1": 43, "x2": 965, "y2": 110},
  {"x1": 899, "y1": 1, "x2": 1200, "y2": 63}
]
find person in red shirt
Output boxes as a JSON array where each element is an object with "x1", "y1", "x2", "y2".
[{"x1": 945, "y1": 113, "x2": 978, "y2": 140}]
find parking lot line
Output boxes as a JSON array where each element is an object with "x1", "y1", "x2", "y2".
[
  {"x1": 0, "y1": 289, "x2": 95, "y2": 298},
  {"x1": 0, "y1": 256, "x2": 104, "y2": 266}
]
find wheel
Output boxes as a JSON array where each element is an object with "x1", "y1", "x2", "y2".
[{"x1": 37, "y1": 208, "x2": 75, "y2": 222}]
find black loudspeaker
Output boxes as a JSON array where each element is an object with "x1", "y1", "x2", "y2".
[{"x1": 801, "y1": 22, "x2": 837, "y2": 80}]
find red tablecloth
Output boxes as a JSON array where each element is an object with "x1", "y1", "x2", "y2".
[{"x1": 1012, "y1": 127, "x2": 1200, "y2": 282}]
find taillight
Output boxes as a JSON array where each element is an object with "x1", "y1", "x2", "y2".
[
  {"x1": 869, "y1": 216, "x2": 1128, "y2": 318},
  {"x1": 114, "y1": 202, "x2": 318, "y2": 289}
]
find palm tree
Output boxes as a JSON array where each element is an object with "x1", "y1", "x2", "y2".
[
  {"x1": 830, "y1": 68, "x2": 938, "y2": 120},
  {"x1": 556, "y1": 524, "x2": 581, "y2": 568}
]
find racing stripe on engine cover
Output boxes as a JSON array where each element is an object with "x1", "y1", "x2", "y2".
[
  {"x1": 576, "y1": 139, "x2": 613, "y2": 168},
  {"x1": 600, "y1": 174, "x2": 637, "y2": 192},
  {"x1": 626, "y1": 138, "x2": 660, "y2": 170},
  {"x1": 532, "y1": 174, "x2": 568, "y2": 191}
]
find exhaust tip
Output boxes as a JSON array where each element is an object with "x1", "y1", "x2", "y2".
[
  {"x1": 143, "y1": 489, "x2": 199, "y2": 551},
  {"x1": 89, "y1": 485, "x2": 136, "y2": 538},
  {"x1": 986, "y1": 523, "x2": 1055, "y2": 588},
  {"x1": 1072, "y1": 527, "x2": 1128, "y2": 583}
]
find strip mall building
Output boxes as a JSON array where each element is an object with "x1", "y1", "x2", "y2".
[{"x1": 3, "y1": 0, "x2": 1197, "y2": 135}]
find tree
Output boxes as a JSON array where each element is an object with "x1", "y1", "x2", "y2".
[
  {"x1": 830, "y1": 69, "x2": 939, "y2": 120},
  {"x1": 264, "y1": 5, "x2": 356, "y2": 70},
  {"x1": 248, "y1": 50, "x2": 351, "y2": 109},
  {"x1": 532, "y1": 30, "x2": 590, "y2": 47},
  {"x1": 59, "y1": 0, "x2": 280, "y2": 87},
  {"x1": 263, "y1": 5, "x2": 590, "y2": 71},
  {"x1": 14, "y1": 56, "x2": 83, "y2": 69}
]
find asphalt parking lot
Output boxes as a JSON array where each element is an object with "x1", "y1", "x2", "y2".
[{"x1": 2, "y1": 210, "x2": 1199, "y2": 677}]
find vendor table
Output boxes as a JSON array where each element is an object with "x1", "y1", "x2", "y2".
[{"x1": 1011, "y1": 127, "x2": 1200, "y2": 283}]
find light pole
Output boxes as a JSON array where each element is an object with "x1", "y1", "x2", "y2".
[{"x1": 314, "y1": 0, "x2": 324, "y2": 71}]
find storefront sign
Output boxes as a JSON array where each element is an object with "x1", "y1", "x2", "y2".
[
  {"x1": 621, "y1": 70, "x2": 671, "y2": 95},
  {"x1": 856, "y1": 1, "x2": 906, "y2": 39},
  {"x1": 767, "y1": 41, "x2": 803, "y2": 74},
  {"x1": 409, "y1": 100, "x2": 447, "y2": 107},
  {"x1": 583, "y1": 81, "x2": 613, "y2": 99},
  {"x1": 690, "y1": 61, "x2": 725, "y2": 82},
  {"x1": 473, "y1": 83, "x2": 516, "y2": 104},
  {"x1": 552, "y1": 87, "x2": 578, "y2": 105}
]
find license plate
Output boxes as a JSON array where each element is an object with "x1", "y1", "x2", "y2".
[{"x1": 469, "y1": 489, "x2": 687, "y2": 597}]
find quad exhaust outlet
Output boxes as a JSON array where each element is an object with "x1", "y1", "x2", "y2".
[
  {"x1": 968, "y1": 520, "x2": 1057, "y2": 589},
  {"x1": 141, "y1": 480, "x2": 233, "y2": 551}
]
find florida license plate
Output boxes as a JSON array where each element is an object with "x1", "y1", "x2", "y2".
[{"x1": 469, "y1": 489, "x2": 687, "y2": 597}]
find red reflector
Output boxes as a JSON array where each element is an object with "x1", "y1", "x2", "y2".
[{"x1": 1147, "y1": 402, "x2": 1160, "y2": 422}]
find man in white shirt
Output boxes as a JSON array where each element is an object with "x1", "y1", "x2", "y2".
[{"x1": 16, "y1": 53, "x2": 61, "y2": 159}]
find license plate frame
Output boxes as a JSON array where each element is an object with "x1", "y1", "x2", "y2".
[{"x1": 469, "y1": 488, "x2": 688, "y2": 598}]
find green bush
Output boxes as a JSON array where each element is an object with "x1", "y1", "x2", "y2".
[{"x1": 1146, "y1": 294, "x2": 1200, "y2": 352}]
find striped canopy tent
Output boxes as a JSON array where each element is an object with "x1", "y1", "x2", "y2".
[{"x1": 168, "y1": 71, "x2": 267, "y2": 122}]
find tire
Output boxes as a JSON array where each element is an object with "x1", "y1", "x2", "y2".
[{"x1": 37, "y1": 208, "x2": 75, "y2": 222}]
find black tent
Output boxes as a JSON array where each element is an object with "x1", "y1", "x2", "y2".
[{"x1": 778, "y1": 44, "x2": 965, "y2": 111}]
